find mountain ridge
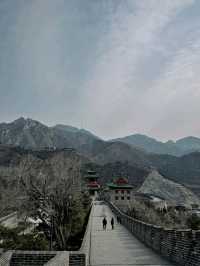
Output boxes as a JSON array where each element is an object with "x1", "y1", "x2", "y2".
[
  {"x1": 111, "y1": 133, "x2": 200, "y2": 156},
  {"x1": 2, "y1": 118, "x2": 200, "y2": 196},
  {"x1": 1, "y1": 118, "x2": 200, "y2": 157}
]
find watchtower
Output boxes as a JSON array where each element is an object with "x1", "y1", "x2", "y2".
[{"x1": 85, "y1": 170, "x2": 100, "y2": 196}]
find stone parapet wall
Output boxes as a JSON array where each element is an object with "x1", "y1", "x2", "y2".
[
  {"x1": 44, "y1": 251, "x2": 69, "y2": 266},
  {"x1": 0, "y1": 251, "x2": 13, "y2": 266},
  {"x1": 108, "y1": 201, "x2": 200, "y2": 266},
  {"x1": 0, "y1": 251, "x2": 86, "y2": 266},
  {"x1": 0, "y1": 205, "x2": 93, "y2": 266},
  {"x1": 79, "y1": 204, "x2": 93, "y2": 265},
  {"x1": 69, "y1": 253, "x2": 85, "y2": 266},
  {"x1": 45, "y1": 251, "x2": 86, "y2": 266},
  {"x1": 45, "y1": 203, "x2": 93, "y2": 266},
  {"x1": 9, "y1": 251, "x2": 57, "y2": 266}
]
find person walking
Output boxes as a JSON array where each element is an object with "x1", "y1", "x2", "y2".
[
  {"x1": 111, "y1": 217, "x2": 114, "y2": 230},
  {"x1": 102, "y1": 217, "x2": 107, "y2": 230}
]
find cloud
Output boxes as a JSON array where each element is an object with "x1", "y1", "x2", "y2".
[
  {"x1": 0, "y1": 0, "x2": 199, "y2": 140},
  {"x1": 80, "y1": 0, "x2": 195, "y2": 138},
  {"x1": 146, "y1": 35, "x2": 200, "y2": 139}
]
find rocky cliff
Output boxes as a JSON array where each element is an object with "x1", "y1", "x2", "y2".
[{"x1": 139, "y1": 170, "x2": 200, "y2": 207}]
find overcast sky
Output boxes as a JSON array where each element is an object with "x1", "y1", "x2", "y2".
[{"x1": 0, "y1": 0, "x2": 200, "y2": 140}]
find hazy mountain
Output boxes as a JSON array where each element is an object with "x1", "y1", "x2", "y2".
[
  {"x1": 1, "y1": 117, "x2": 200, "y2": 197},
  {"x1": 92, "y1": 141, "x2": 151, "y2": 169},
  {"x1": 176, "y1": 136, "x2": 200, "y2": 153},
  {"x1": 54, "y1": 124, "x2": 82, "y2": 133},
  {"x1": 0, "y1": 118, "x2": 100, "y2": 155},
  {"x1": 54, "y1": 124, "x2": 100, "y2": 139},
  {"x1": 0, "y1": 117, "x2": 55, "y2": 148},
  {"x1": 139, "y1": 171, "x2": 200, "y2": 207},
  {"x1": 1, "y1": 118, "x2": 200, "y2": 157},
  {"x1": 85, "y1": 161, "x2": 149, "y2": 188},
  {"x1": 90, "y1": 139, "x2": 200, "y2": 196},
  {"x1": 149, "y1": 152, "x2": 200, "y2": 195},
  {"x1": 0, "y1": 142, "x2": 200, "y2": 214},
  {"x1": 111, "y1": 134, "x2": 200, "y2": 156}
]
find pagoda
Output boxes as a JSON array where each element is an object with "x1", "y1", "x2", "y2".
[{"x1": 85, "y1": 170, "x2": 100, "y2": 196}]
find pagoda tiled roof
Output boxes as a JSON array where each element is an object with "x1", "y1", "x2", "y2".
[
  {"x1": 107, "y1": 183, "x2": 133, "y2": 189},
  {"x1": 107, "y1": 177, "x2": 133, "y2": 189}
]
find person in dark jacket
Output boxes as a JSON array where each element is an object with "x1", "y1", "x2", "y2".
[
  {"x1": 102, "y1": 217, "x2": 107, "y2": 230},
  {"x1": 111, "y1": 217, "x2": 114, "y2": 230}
]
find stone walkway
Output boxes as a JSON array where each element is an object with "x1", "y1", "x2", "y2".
[{"x1": 89, "y1": 202, "x2": 174, "y2": 266}]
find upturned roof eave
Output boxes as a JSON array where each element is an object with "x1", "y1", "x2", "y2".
[{"x1": 107, "y1": 183, "x2": 133, "y2": 189}]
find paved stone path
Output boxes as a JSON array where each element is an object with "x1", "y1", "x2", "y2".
[{"x1": 89, "y1": 202, "x2": 174, "y2": 266}]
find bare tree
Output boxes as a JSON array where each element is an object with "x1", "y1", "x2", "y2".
[{"x1": 18, "y1": 152, "x2": 90, "y2": 250}]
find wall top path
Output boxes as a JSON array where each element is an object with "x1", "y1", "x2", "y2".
[{"x1": 89, "y1": 201, "x2": 174, "y2": 266}]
